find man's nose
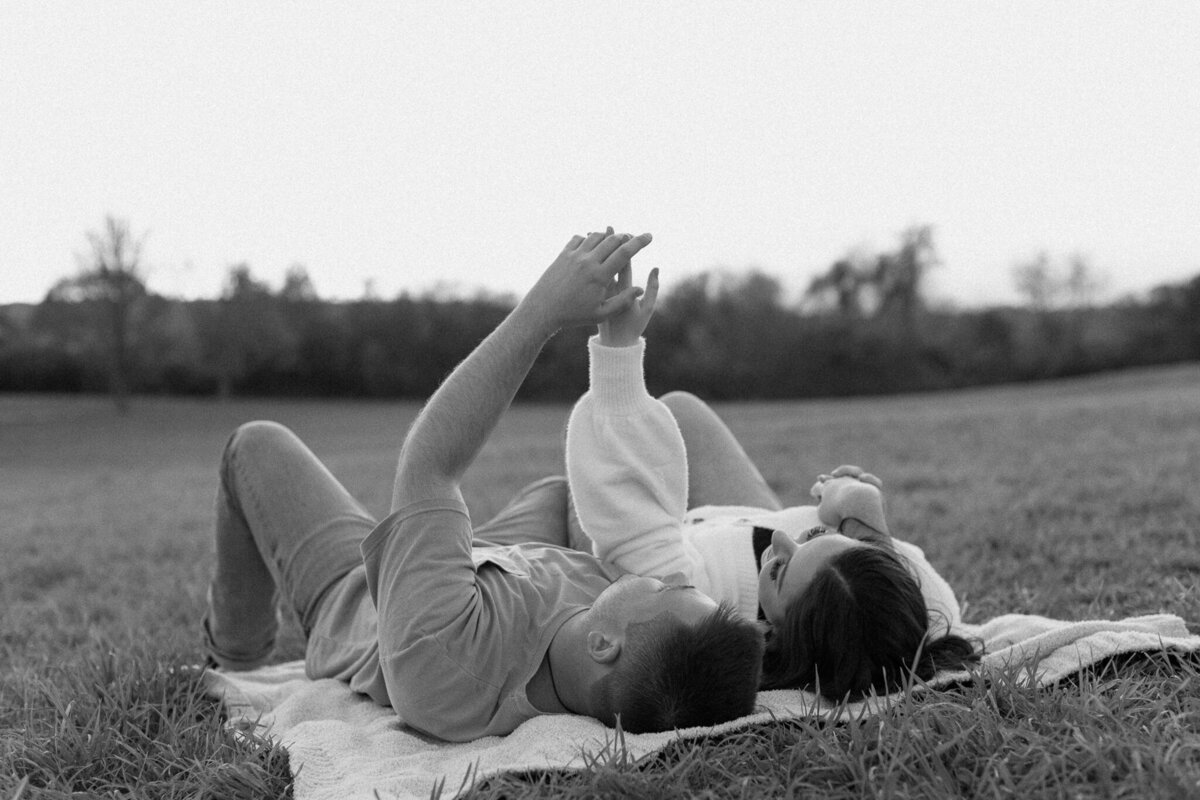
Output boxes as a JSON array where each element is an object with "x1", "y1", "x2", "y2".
[{"x1": 660, "y1": 570, "x2": 689, "y2": 586}]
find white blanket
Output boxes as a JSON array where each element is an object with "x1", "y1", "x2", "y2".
[{"x1": 205, "y1": 613, "x2": 1200, "y2": 800}]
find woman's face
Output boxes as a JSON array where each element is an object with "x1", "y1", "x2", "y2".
[{"x1": 757, "y1": 527, "x2": 862, "y2": 626}]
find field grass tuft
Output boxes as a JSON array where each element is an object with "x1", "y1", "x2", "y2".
[
  {"x1": 2, "y1": 644, "x2": 290, "y2": 799},
  {"x1": 3, "y1": 364, "x2": 1200, "y2": 798}
]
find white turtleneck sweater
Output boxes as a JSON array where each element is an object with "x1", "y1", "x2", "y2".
[{"x1": 565, "y1": 336, "x2": 961, "y2": 634}]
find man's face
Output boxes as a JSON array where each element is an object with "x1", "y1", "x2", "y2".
[{"x1": 590, "y1": 573, "x2": 719, "y2": 630}]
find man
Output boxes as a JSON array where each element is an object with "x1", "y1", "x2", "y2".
[{"x1": 203, "y1": 229, "x2": 764, "y2": 741}]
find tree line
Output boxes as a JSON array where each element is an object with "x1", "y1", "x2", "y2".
[{"x1": 2, "y1": 217, "x2": 1198, "y2": 410}]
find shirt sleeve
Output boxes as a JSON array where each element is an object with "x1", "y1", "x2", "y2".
[
  {"x1": 565, "y1": 336, "x2": 701, "y2": 583},
  {"x1": 360, "y1": 498, "x2": 497, "y2": 741}
]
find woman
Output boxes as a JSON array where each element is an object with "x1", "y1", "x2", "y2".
[{"x1": 566, "y1": 266, "x2": 979, "y2": 701}]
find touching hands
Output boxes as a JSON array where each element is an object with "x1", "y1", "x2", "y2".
[{"x1": 524, "y1": 228, "x2": 654, "y2": 335}]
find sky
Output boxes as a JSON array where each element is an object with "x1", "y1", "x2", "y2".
[{"x1": 2, "y1": 2, "x2": 1198, "y2": 308}]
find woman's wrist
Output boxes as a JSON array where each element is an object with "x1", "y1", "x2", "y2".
[{"x1": 598, "y1": 326, "x2": 639, "y2": 348}]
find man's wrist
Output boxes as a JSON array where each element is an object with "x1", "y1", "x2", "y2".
[{"x1": 511, "y1": 297, "x2": 562, "y2": 342}]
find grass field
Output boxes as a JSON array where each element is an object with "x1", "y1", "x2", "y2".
[{"x1": 3, "y1": 364, "x2": 1200, "y2": 798}]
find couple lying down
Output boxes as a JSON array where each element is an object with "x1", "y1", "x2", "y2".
[{"x1": 203, "y1": 230, "x2": 977, "y2": 743}]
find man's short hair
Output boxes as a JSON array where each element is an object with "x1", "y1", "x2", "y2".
[{"x1": 593, "y1": 602, "x2": 764, "y2": 733}]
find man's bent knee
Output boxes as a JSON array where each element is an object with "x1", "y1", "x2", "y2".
[{"x1": 220, "y1": 421, "x2": 299, "y2": 487}]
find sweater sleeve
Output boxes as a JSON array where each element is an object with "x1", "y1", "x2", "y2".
[{"x1": 565, "y1": 336, "x2": 700, "y2": 583}]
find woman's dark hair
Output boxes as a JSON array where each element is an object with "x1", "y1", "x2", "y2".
[{"x1": 760, "y1": 526, "x2": 978, "y2": 700}]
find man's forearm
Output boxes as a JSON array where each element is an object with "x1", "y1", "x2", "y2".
[{"x1": 392, "y1": 301, "x2": 553, "y2": 509}]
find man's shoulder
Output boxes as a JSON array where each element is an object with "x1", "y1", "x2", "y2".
[{"x1": 362, "y1": 497, "x2": 470, "y2": 558}]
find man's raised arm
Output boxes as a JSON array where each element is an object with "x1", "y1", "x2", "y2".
[{"x1": 392, "y1": 230, "x2": 654, "y2": 510}]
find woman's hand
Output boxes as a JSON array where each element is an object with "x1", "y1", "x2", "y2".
[
  {"x1": 810, "y1": 466, "x2": 889, "y2": 535},
  {"x1": 599, "y1": 264, "x2": 660, "y2": 348}
]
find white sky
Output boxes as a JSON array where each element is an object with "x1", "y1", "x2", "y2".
[{"x1": 2, "y1": 2, "x2": 1198, "y2": 307}]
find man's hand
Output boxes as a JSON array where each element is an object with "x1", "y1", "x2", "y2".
[
  {"x1": 524, "y1": 228, "x2": 654, "y2": 336},
  {"x1": 599, "y1": 264, "x2": 659, "y2": 348}
]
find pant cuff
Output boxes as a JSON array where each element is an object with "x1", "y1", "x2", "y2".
[{"x1": 201, "y1": 615, "x2": 276, "y2": 672}]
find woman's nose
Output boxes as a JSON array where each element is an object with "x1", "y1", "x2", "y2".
[{"x1": 771, "y1": 528, "x2": 797, "y2": 556}]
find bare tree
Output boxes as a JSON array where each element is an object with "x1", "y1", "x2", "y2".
[
  {"x1": 1012, "y1": 251, "x2": 1061, "y2": 310},
  {"x1": 872, "y1": 224, "x2": 939, "y2": 330},
  {"x1": 47, "y1": 216, "x2": 148, "y2": 413},
  {"x1": 805, "y1": 257, "x2": 868, "y2": 316},
  {"x1": 1064, "y1": 252, "x2": 1105, "y2": 308},
  {"x1": 1013, "y1": 251, "x2": 1105, "y2": 311}
]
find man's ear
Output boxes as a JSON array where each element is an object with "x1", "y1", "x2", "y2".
[{"x1": 586, "y1": 630, "x2": 622, "y2": 665}]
